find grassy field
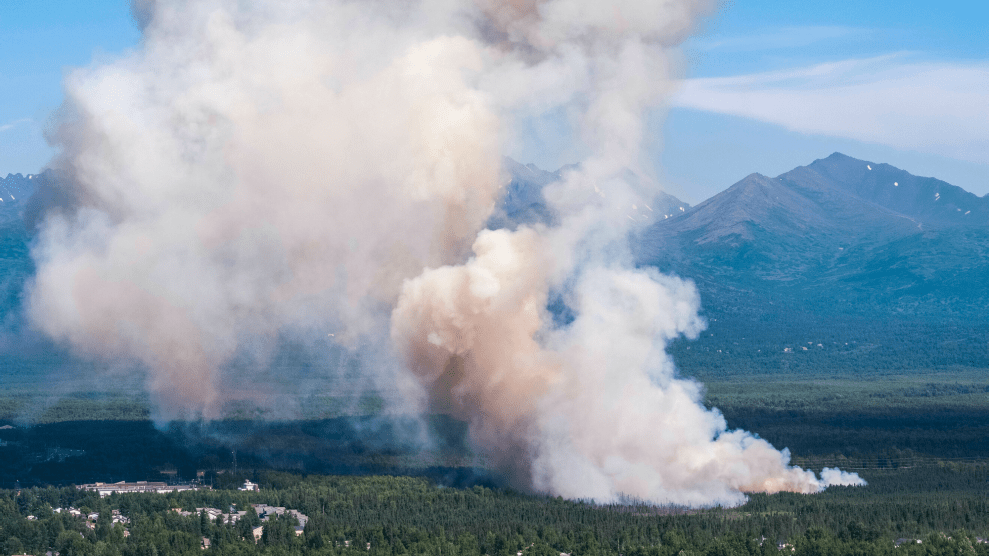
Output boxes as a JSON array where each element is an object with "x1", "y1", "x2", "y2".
[{"x1": 697, "y1": 367, "x2": 989, "y2": 414}]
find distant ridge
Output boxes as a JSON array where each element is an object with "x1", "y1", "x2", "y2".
[
  {"x1": 636, "y1": 153, "x2": 989, "y2": 375},
  {"x1": 789, "y1": 153, "x2": 989, "y2": 227},
  {"x1": 0, "y1": 171, "x2": 41, "y2": 208},
  {"x1": 644, "y1": 153, "x2": 987, "y2": 255},
  {"x1": 492, "y1": 158, "x2": 690, "y2": 230},
  {"x1": 0, "y1": 156, "x2": 985, "y2": 379}
]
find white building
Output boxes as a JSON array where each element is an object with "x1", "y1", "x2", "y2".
[{"x1": 77, "y1": 481, "x2": 201, "y2": 497}]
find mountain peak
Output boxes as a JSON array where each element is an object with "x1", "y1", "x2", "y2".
[
  {"x1": 789, "y1": 154, "x2": 988, "y2": 227},
  {"x1": 643, "y1": 151, "x2": 989, "y2": 256},
  {"x1": 496, "y1": 160, "x2": 690, "y2": 230},
  {"x1": 823, "y1": 151, "x2": 856, "y2": 162},
  {"x1": 643, "y1": 172, "x2": 833, "y2": 246}
]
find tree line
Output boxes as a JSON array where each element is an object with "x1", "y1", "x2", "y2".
[{"x1": 2, "y1": 465, "x2": 989, "y2": 556}]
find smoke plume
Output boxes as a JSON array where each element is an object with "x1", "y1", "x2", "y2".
[{"x1": 28, "y1": 0, "x2": 864, "y2": 505}]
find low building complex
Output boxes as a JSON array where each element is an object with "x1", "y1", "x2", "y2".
[{"x1": 77, "y1": 481, "x2": 202, "y2": 497}]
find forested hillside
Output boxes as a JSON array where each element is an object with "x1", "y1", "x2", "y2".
[
  {"x1": 3, "y1": 469, "x2": 989, "y2": 556},
  {"x1": 638, "y1": 153, "x2": 989, "y2": 376}
]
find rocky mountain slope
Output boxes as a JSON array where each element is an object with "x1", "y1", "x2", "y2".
[{"x1": 636, "y1": 153, "x2": 989, "y2": 375}]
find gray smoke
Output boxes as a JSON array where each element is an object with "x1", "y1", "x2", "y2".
[{"x1": 29, "y1": 0, "x2": 863, "y2": 505}]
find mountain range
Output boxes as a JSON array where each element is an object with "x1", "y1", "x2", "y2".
[
  {"x1": 639, "y1": 152, "x2": 989, "y2": 305},
  {"x1": 1, "y1": 154, "x2": 987, "y2": 382},
  {"x1": 501, "y1": 152, "x2": 989, "y2": 375},
  {"x1": 0, "y1": 172, "x2": 39, "y2": 220}
]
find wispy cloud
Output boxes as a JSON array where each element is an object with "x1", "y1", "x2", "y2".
[
  {"x1": 0, "y1": 118, "x2": 32, "y2": 132},
  {"x1": 689, "y1": 26, "x2": 873, "y2": 52},
  {"x1": 671, "y1": 55, "x2": 989, "y2": 164}
]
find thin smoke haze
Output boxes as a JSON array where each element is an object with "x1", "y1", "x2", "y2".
[{"x1": 27, "y1": 0, "x2": 864, "y2": 506}]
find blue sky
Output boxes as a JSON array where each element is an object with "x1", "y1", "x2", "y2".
[
  {"x1": 0, "y1": 0, "x2": 140, "y2": 177},
  {"x1": 1, "y1": 0, "x2": 986, "y2": 202},
  {"x1": 660, "y1": 0, "x2": 989, "y2": 202}
]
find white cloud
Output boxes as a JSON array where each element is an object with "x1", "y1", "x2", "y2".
[
  {"x1": 0, "y1": 118, "x2": 32, "y2": 132},
  {"x1": 671, "y1": 55, "x2": 989, "y2": 164},
  {"x1": 689, "y1": 26, "x2": 871, "y2": 52}
]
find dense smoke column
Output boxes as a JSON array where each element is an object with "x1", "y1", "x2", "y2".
[
  {"x1": 28, "y1": 0, "x2": 864, "y2": 505},
  {"x1": 391, "y1": 0, "x2": 867, "y2": 504},
  {"x1": 30, "y1": 0, "x2": 506, "y2": 418},
  {"x1": 392, "y1": 227, "x2": 559, "y2": 485}
]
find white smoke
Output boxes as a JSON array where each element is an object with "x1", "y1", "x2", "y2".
[
  {"x1": 820, "y1": 467, "x2": 868, "y2": 487},
  {"x1": 28, "y1": 0, "x2": 864, "y2": 505},
  {"x1": 31, "y1": 1, "x2": 503, "y2": 417}
]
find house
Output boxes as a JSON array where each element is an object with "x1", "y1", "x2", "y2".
[
  {"x1": 239, "y1": 480, "x2": 259, "y2": 492},
  {"x1": 190, "y1": 507, "x2": 247, "y2": 524},
  {"x1": 287, "y1": 510, "x2": 308, "y2": 527},
  {"x1": 227, "y1": 511, "x2": 248, "y2": 523},
  {"x1": 250, "y1": 504, "x2": 309, "y2": 527},
  {"x1": 197, "y1": 507, "x2": 224, "y2": 520},
  {"x1": 252, "y1": 504, "x2": 281, "y2": 518}
]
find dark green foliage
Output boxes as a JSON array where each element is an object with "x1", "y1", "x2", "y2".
[
  {"x1": 693, "y1": 371, "x2": 989, "y2": 460},
  {"x1": 3, "y1": 468, "x2": 989, "y2": 556},
  {"x1": 0, "y1": 420, "x2": 203, "y2": 488}
]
